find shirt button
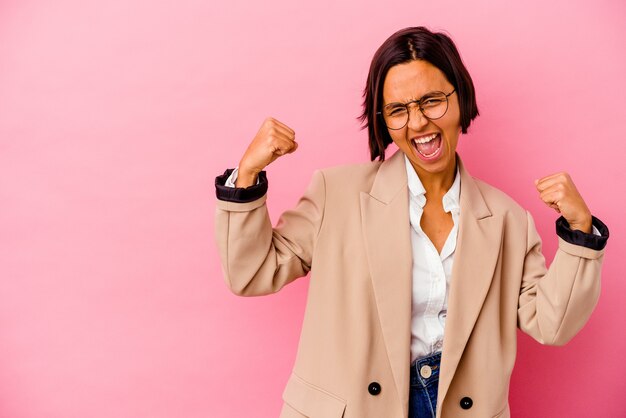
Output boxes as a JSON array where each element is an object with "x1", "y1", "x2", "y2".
[
  {"x1": 435, "y1": 340, "x2": 443, "y2": 349},
  {"x1": 420, "y1": 365, "x2": 432, "y2": 379}
]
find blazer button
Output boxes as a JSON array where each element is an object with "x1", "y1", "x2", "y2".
[
  {"x1": 460, "y1": 397, "x2": 473, "y2": 409},
  {"x1": 368, "y1": 382, "x2": 381, "y2": 396}
]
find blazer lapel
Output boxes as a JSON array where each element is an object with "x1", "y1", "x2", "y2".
[
  {"x1": 360, "y1": 149, "x2": 413, "y2": 417},
  {"x1": 437, "y1": 155, "x2": 504, "y2": 409}
]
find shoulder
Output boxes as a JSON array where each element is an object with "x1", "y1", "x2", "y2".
[
  {"x1": 317, "y1": 160, "x2": 382, "y2": 189},
  {"x1": 472, "y1": 176, "x2": 527, "y2": 219}
]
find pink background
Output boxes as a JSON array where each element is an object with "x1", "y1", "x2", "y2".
[{"x1": 1, "y1": 0, "x2": 624, "y2": 417}]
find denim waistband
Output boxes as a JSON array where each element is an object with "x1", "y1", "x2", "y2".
[{"x1": 411, "y1": 351, "x2": 442, "y2": 368}]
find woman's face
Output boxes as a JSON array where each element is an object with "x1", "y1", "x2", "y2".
[{"x1": 382, "y1": 59, "x2": 461, "y2": 181}]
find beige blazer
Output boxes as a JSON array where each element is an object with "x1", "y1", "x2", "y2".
[{"x1": 214, "y1": 148, "x2": 605, "y2": 418}]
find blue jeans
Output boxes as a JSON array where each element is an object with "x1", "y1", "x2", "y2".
[{"x1": 409, "y1": 351, "x2": 441, "y2": 418}]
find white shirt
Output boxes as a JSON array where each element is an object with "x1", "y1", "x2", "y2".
[{"x1": 404, "y1": 154, "x2": 461, "y2": 362}]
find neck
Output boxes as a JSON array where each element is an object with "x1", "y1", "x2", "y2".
[{"x1": 410, "y1": 156, "x2": 457, "y2": 197}]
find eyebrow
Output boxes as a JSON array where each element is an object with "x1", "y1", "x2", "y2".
[{"x1": 385, "y1": 91, "x2": 443, "y2": 107}]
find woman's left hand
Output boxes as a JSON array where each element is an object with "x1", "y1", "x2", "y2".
[{"x1": 534, "y1": 172, "x2": 592, "y2": 233}]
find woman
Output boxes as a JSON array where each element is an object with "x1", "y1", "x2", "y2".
[{"x1": 214, "y1": 27, "x2": 609, "y2": 418}]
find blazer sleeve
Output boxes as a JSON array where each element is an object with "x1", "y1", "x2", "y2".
[
  {"x1": 214, "y1": 169, "x2": 326, "y2": 296},
  {"x1": 517, "y1": 210, "x2": 608, "y2": 345}
]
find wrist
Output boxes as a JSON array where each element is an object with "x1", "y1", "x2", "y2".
[
  {"x1": 234, "y1": 168, "x2": 259, "y2": 188},
  {"x1": 568, "y1": 216, "x2": 592, "y2": 234}
]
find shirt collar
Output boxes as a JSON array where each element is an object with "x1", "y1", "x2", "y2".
[{"x1": 404, "y1": 153, "x2": 461, "y2": 213}]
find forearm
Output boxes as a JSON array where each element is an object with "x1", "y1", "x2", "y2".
[
  {"x1": 517, "y1": 212, "x2": 608, "y2": 345},
  {"x1": 214, "y1": 168, "x2": 326, "y2": 296},
  {"x1": 215, "y1": 197, "x2": 309, "y2": 296}
]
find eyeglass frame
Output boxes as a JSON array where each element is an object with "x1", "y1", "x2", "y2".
[{"x1": 376, "y1": 89, "x2": 456, "y2": 130}]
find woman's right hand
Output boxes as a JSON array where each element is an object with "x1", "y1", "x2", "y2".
[{"x1": 235, "y1": 117, "x2": 298, "y2": 188}]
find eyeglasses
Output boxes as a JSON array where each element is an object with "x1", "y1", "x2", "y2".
[{"x1": 376, "y1": 89, "x2": 456, "y2": 130}]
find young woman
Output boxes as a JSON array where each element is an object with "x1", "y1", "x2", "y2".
[{"x1": 214, "y1": 26, "x2": 609, "y2": 418}]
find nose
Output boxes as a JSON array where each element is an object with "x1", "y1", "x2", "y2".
[{"x1": 406, "y1": 103, "x2": 429, "y2": 131}]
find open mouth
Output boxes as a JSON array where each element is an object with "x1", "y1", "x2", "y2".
[{"x1": 411, "y1": 133, "x2": 442, "y2": 159}]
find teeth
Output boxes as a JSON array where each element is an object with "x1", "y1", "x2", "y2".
[
  {"x1": 420, "y1": 148, "x2": 438, "y2": 158},
  {"x1": 413, "y1": 133, "x2": 438, "y2": 144}
]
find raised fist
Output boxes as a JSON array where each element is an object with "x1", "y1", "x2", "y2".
[{"x1": 235, "y1": 117, "x2": 298, "y2": 187}]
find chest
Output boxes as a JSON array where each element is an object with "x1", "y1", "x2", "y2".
[{"x1": 420, "y1": 203, "x2": 454, "y2": 254}]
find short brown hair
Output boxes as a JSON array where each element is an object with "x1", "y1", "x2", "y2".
[{"x1": 357, "y1": 26, "x2": 479, "y2": 161}]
